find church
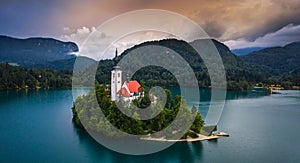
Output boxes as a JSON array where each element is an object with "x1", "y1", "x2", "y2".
[{"x1": 110, "y1": 49, "x2": 143, "y2": 101}]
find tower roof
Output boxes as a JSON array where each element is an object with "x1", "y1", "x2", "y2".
[{"x1": 113, "y1": 48, "x2": 119, "y2": 66}]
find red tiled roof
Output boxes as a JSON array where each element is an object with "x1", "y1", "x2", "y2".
[
  {"x1": 117, "y1": 80, "x2": 140, "y2": 97},
  {"x1": 126, "y1": 80, "x2": 140, "y2": 93},
  {"x1": 117, "y1": 87, "x2": 131, "y2": 97}
]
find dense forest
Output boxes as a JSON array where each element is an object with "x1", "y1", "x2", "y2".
[
  {"x1": 93, "y1": 39, "x2": 300, "y2": 90},
  {"x1": 241, "y1": 41, "x2": 300, "y2": 76},
  {"x1": 93, "y1": 39, "x2": 268, "y2": 90},
  {"x1": 0, "y1": 63, "x2": 72, "y2": 90},
  {"x1": 72, "y1": 85, "x2": 205, "y2": 139},
  {"x1": 1, "y1": 36, "x2": 299, "y2": 91}
]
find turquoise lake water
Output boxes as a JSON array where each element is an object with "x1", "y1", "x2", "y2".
[{"x1": 0, "y1": 88, "x2": 299, "y2": 162}]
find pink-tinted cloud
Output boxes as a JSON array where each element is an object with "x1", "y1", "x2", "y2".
[
  {"x1": 1, "y1": 0, "x2": 300, "y2": 49},
  {"x1": 57, "y1": 0, "x2": 300, "y2": 42}
]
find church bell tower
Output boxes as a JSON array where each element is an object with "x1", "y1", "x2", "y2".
[{"x1": 111, "y1": 49, "x2": 122, "y2": 101}]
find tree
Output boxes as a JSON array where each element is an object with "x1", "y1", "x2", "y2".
[{"x1": 72, "y1": 84, "x2": 205, "y2": 139}]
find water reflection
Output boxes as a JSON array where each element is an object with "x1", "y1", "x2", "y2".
[
  {"x1": 71, "y1": 87, "x2": 271, "y2": 162},
  {"x1": 166, "y1": 87, "x2": 270, "y2": 102},
  {"x1": 73, "y1": 120, "x2": 205, "y2": 163}
]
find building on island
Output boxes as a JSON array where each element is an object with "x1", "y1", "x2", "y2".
[
  {"x1": 111, "y1": 49, "x2": 143, "y2": 101},
  {"x1": 117, "y1": 80, "x2": 142, "y2": 101}
]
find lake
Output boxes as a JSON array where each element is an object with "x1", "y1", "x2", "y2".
[{"x1": 0, "y1": 88, "x2": 299, "y2": 162}]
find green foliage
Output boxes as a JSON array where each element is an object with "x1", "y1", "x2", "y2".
[
  {"x1": 241, "y1": 41, "x2": 300, "y2": 88},
  {"x1": 93, "y1": 39, "x2": 300, "y2": 90},
  {"x1": 0, "y1": 63, "x2": 72, "y2": 90},
  {"x1": 242, "y1": 42, "x2": 300, "y2": 76},
  {"x1": 190, "y1": 109, "x2": 204, "y2": 133},
  {"x1": 1, "y1": 35, "x2": 299, "y2": 90},
  {"x1": 72, "y1": 84, "x2": 205, "y2": 139},
  {"x1": 201, "y1": 125, "x2": 217, "y2": 136},
  {"x1": 94, "y1": 39, "x2": 268, "y2": 90}
]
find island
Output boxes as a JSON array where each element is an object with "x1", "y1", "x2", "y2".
[{"x1": 72, "y1": 84, "x2": 229, "y2": 142}]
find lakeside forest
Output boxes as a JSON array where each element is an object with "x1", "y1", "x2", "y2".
[
  {"x1": 0, "y1": 35, "x2": 300, "y2": 90},
  {"x1": 72, "y1": 84, "x2": 206, "y2": 139},
  {"x1": 0, "y1": 63, "x2": 72, "y2": 90}
]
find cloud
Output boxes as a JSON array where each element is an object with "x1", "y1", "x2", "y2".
[
  {"x1": 53, "y1": 0, "x2": 300, "y2": 47},
  {"x1": 60, "y1": 10, "x2": 213, "y2": 60},
  {"x1": 61, "y1": 26, "x2": 96, "y2": 45},
  {"x1": 111, "y1": 31, "x2": 176, "y2": 54},
  {"x1": 202, "y1": 20, "x2": 225, "y2": 39},
  {"x1": 60, "y1": 27, "x2": 177, "y2": 60},
  {"x1": 2, "y1": 0, "x2": 300, "y2": 49},
  {"x1": 1, "y1": 0, "x2": 300, "y2": 43},
  {"x1": 56, "y1": 1, "x2": 300, "y2": 57},
  {"x1": 224, "y1": 24, "x2": 300, "y2": 49},
  {"x1": 62, "y1": 23, "x2": 300, "y2": 59}
]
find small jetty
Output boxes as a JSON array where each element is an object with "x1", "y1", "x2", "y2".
[
  {"x1": 214, "y1": 132, "x2": 229, "y2": 137},
  {"x1": 140, "y1": 132, "x2": 229, "y2": 142}
]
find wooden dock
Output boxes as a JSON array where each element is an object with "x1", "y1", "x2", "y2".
[{"x1": 140, "y1": 132, "x2": 229, "y2": 142}]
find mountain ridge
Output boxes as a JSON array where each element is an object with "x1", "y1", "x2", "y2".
[
  {"x1": 232, "y1": 47, "x2": 265, "y2": 56},
  {"x1": 241, "y1": 41, "x2": 300, "y2": 75},
  {"x1": 0, "y1": 35, "x2": 78, "y2": 67},
  {"x1": 0, "y1": 35, "x2": 299, "y2": 89}
]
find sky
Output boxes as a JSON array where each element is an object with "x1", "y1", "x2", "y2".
[{"x1": 1, "y1": 0, "x2": 300, "y2": 58}]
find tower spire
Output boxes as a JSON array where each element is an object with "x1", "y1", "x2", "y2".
[
  {"x1": 115, "y1": 48, "x2": 118, "y2": 58},
  {"x1": 113, "y1": 48, "x2": 119, "y2": 66}
]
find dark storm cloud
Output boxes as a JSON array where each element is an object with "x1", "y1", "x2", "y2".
[
  {"x1": 1, "y1": 0, "x2": 300, "y2": 49},
  {"x1": 224, "y1": 24, "x2": 300, "y2": 49},
  {"x1": 202, "y1": 20, "x2": 225, "y2": 39}
]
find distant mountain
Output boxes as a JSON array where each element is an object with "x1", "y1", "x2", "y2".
[
  {"x1": 32, "y1": 56, "x2": 96, "y2": 71},
  {"x1": 0, "y1": 35, "x2": 78, "y2": 67},
  {"x1": 241, "y1": 41, "x2": 300, "y2": 75},
  {"x1": 232, "y1": 47, "x2": 264, "y2": 56},
  {"x1": 93, "y1": 38, "x2": 265, "y2": 90},
  {"x1": 1, "y1": 35, "x2": 299, "y2": 89}
]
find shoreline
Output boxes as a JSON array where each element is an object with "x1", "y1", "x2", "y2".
[{"x1": 140, "y1": 132, "x2": 229, "y2": 142}]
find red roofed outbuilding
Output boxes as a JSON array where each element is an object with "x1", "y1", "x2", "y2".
[
  {"x1": 126, "y1": 81, "x2": 140, "y2": 93},
  {"x1": 117, "y1": 87, "x2": 132, "y2": 97},
  {"x1": 117, "y1": 80, "x2": 142, "y2": 100}
]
